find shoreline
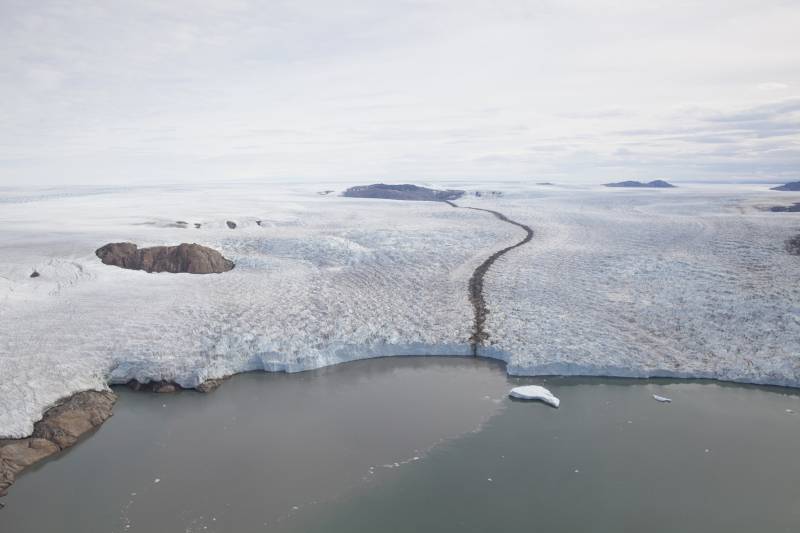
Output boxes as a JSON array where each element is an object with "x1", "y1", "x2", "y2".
[{"x1": 3, "y1": 355, "x2": 799, "y2": 502}]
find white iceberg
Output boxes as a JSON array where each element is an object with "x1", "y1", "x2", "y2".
[
  {"x1": 509, "y1": 385, "x2": 560, "y2": 407},
  {"x1": 653, "y1": 394, "x2": 672, "y2": 403}
]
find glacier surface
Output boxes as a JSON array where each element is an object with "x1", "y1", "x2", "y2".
[
  {"x1": 473, "y1": 184, "x2": 800, "y2": 388},
  {"x1": 1, "y1": 181, "x2": 798, "y2": 437}
]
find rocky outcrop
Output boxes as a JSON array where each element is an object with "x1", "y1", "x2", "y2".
[
  {"x1": 771, "y1": 181, "x2": 800, "y2": 191},
  {"x1": 226, "y1": 220, "x2": 237, "y2": 229},
  {"x1": 605, "y1": 180, "x2": 676, "y2": 188},
  {"x1": 127, "y1": 380, "x2": 179, "y2": 393},
  {"x1": 196, "y1": 378, "x2": 226, "y2": 393},
  {"x1": 1, "y1": 390, "x2": 116, "y2": 497},
  {"x1": 95, "y1": 242, "x2": 235, "y2": 274},
  {"x1": 126, "y1": 377, "x2": 227, "y2": 393},
  {"x1": 343, "y1": 184, "x2": 464, "y2": 202}
]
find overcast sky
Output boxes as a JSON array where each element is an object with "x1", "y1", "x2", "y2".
[{"x1": 1, "y1": 0, "x2": 799, "y2": 186}]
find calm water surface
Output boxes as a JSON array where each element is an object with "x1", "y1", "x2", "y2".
[{"x1": 2, "y1": 357, "x2": 799, "y2": 533}]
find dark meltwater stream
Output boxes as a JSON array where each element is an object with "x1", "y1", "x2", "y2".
[{"x1": 2, "y1": 357, "x2": 800, "y2": 533}]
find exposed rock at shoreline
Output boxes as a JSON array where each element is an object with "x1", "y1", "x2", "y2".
[
  {"x1": 95, "y1": 242, "x2": 235, "y2": 274},
  {"x1": 126, "y1": 377, "x2": 227, "y2": 394},
  {"x1": 1, "y1": 391, "x2": 116, "y2": 497},
  {"x1": 196, "y1": 378, "x2": 226, "y2": 393},
  {"x1": 342, "y1": 183, "x2": 464, "y2": 202},
  {"x1": 127, "y1": 380, "x2": 179, "y2": 393},
  {"x1": 605, "y1": 180, "x2": 676, "y2": 188},
  {"x1": 771, "y1": 181, "x2": 800, "y2": 191}
]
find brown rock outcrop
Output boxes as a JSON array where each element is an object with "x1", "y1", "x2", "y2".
[
  {"x1": 196, "y1": 378, "x2": 226, "y2": 393},
  {"x1": 95, "y1": 242, "x2": 235, "y2": 274},
  {"x1": 1, "y1": 390, "x2": 116, "y2": 498}
]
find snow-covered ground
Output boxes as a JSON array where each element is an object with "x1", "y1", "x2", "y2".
[
  {"x1": 473, "y1": 184, "x2": 800, "y2": 387},
  {"x1": 0, "y1": 182, "x2": 515, "y2": 438},
  {"x1": 1, "y1": 181, "x2": 798, "y2": 438}
]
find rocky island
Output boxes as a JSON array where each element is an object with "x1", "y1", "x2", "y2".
[{"x1": 95, "y1": 242, "x2": 235, "y2": 274}]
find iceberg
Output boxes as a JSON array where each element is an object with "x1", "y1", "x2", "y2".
[
  {"x1": 509, "y1": 385, "x2": 560, "y2": 407},
  {"x1": 653, "y1": 394, "x2": 672, "y2": 403}
]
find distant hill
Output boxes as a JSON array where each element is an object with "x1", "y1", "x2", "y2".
[
  {"x1": 605, "y1": 180, "x2": 676, "y2": 188},
  {"x1": 342, "y1": 184, "x2": 464, "y2": 202},
  {"x1": 769, "y1": 203, "x2": 800, "y2": 212},
  {"x1": 771, "y1": 181, "x2": 800, "y2": 191}
]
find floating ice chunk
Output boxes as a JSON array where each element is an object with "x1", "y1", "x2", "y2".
[
  {"x1": 653, "y1": 394, "x2": 672, "y2": 403},
  {"x1": 509, "y1": 385, "x2": 560, "y2": 407},
  {"x1": 153, "y1": 478, "x2": 160, "y2": 484}
]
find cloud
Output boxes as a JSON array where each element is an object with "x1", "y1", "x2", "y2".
[
  {"x1": 758, "y1": 82, "x2": 789, "y2": 91},
  {"x1": 0, "y1": 0, "x2": 799, "y2": 184}
]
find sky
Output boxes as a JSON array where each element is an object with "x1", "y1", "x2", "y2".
[{"x1": 1, "y1": 0, "x2": 799, "y2": 186}]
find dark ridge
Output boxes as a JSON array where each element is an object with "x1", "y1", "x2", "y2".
[
  {"x1": 769, "y1": 202, "x2": 800, "y2": 212},
  {"x1": 95, "y1": 242, "x2": 235, "y2": 274},
  {"x1": 605, "y1": 180, "x2": 676, "y2": 188},
  {"x1": 444, "y1": 200, "x2": 533, "y2": 355},
  {"x1": 771, "y1": 181, "x2": 800, "y2": 191},
  {"x1": 342, "y1": 183, "x2": 464, "y2": 202}
]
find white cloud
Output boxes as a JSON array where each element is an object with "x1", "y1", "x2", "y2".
[
  {"x1": 758, "y1": 82, "x2": 789, "y2": 91},
  {"x1": 0, "y1": 0, "x2": 799, "y2": 185}
]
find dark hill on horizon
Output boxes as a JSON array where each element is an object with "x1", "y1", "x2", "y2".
[
  {"x1": 342, "y1": 184, "x2": 464, "y2": 201},
  {"x1": 605, "y1": 180, "x2": 676, "y2": 188},
  {"x1": 771, "y1": 181, "x2": 800, "y2": 191}
]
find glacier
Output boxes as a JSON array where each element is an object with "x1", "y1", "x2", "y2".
[{"x1": 1, "y1": 181, "x2": 799, "y2": 438}]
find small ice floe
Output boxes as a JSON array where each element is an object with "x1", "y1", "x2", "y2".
[
  {"x1": 509, "y1": 385, "x2": 560, "y2": 407},
  {"x1": 153, "y1": 478, "x2": 161, "y2": 484},
  {"x1": 786, "y1": 409, "x2": 795, "y2": 414},
  {"x1": 653, "y1": 394, "x2": 672, "y2": 403}
]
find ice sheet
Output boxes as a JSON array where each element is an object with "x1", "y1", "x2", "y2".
[{"x1": 1, "y1": 182, "x2": 798, "y2": 438}]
